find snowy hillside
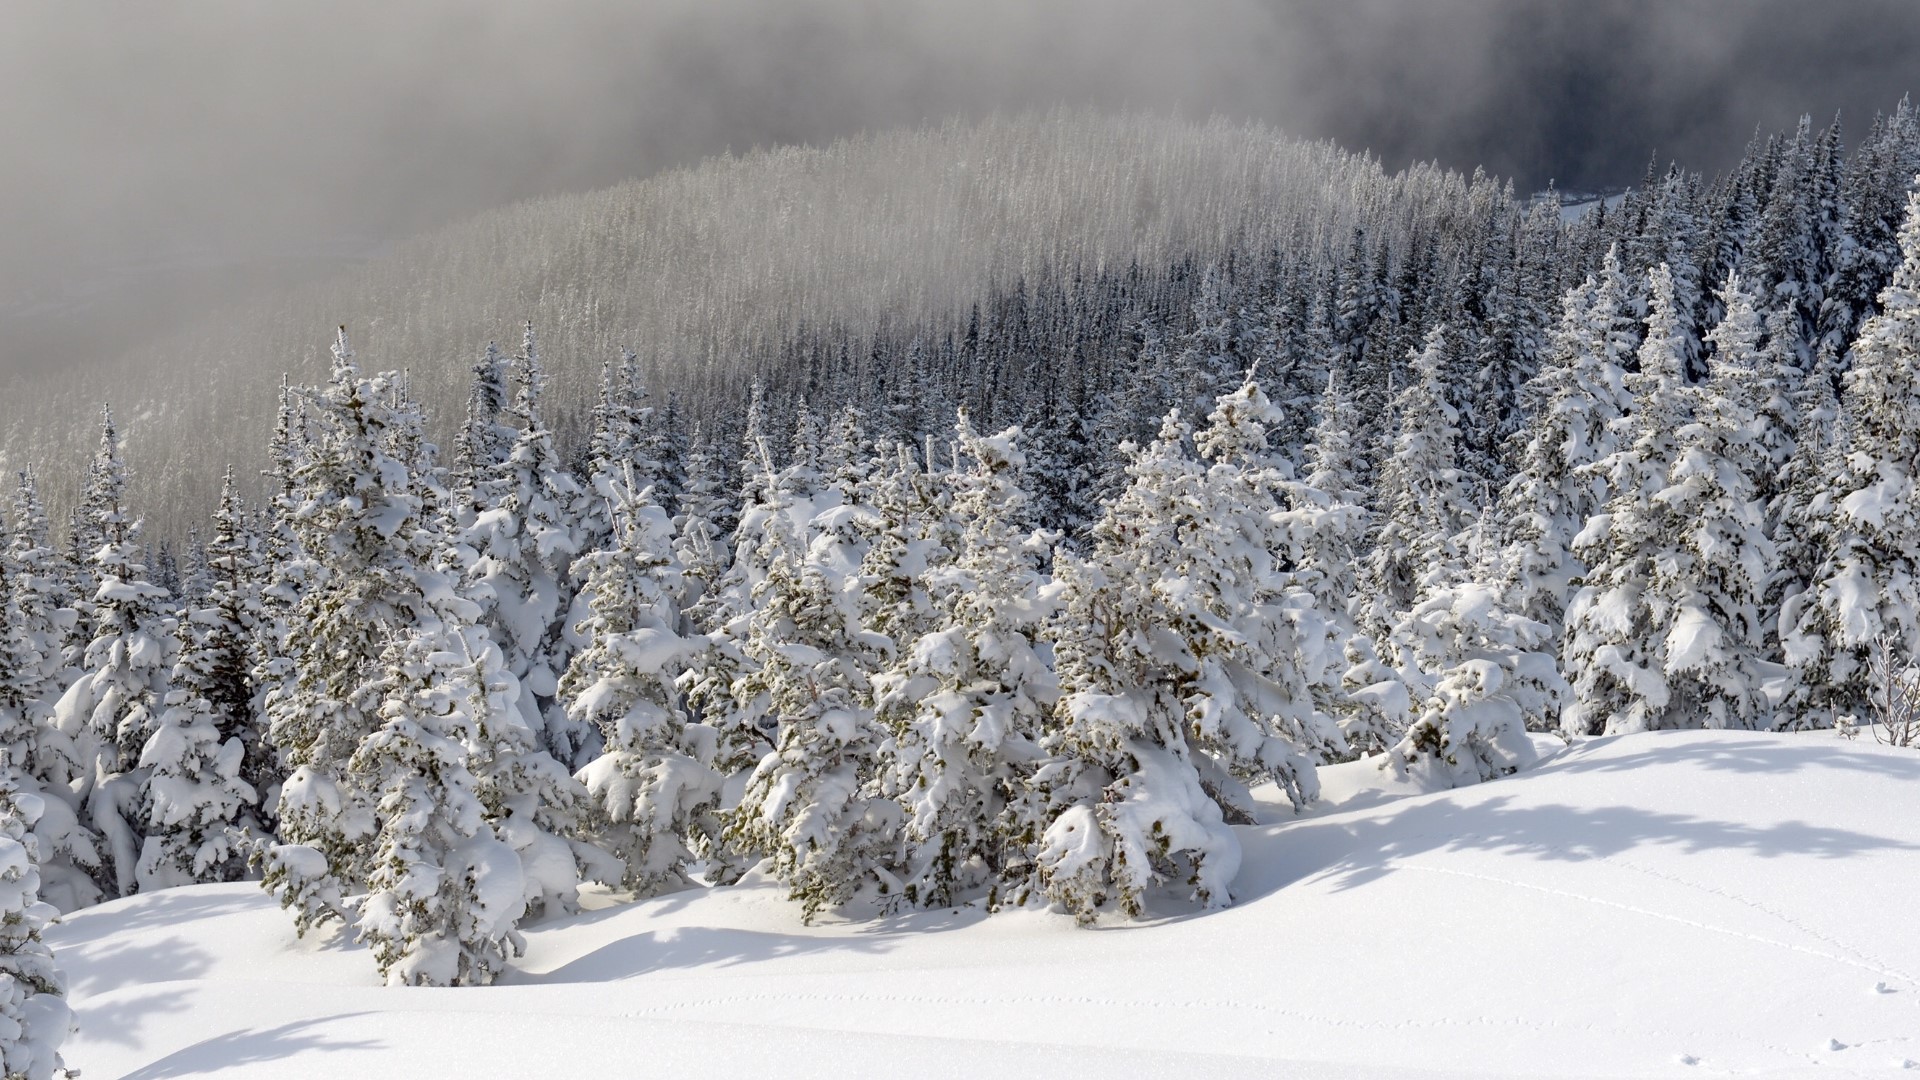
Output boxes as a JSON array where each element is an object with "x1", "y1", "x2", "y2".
[{"x1": 51, "y1": 731, "x2": 1920, "y2": 1079}]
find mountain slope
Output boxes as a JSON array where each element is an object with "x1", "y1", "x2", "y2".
[{"x1": 51, "y1": 730, "x2": 1920, "y2": 1078}]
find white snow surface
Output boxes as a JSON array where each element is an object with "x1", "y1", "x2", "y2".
[{"x1": 52, "y1": 731, "x2": 1920, "y2": 1078}]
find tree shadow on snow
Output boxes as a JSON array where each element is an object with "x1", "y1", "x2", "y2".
[
  {"x1": 1230, "y1": 792, "x2": 1920, "y2": 904},
  {"x1": 1543, "y1": 734, "x2": 1920, "y2": 780},
  {"x1": 50, "y1": 887, "x2": 261, "y2": 950},
  {"x1": 509, "y1": 924, "x2": 896, "y2": 985},
  {"x1": 66, "y1": 932, "x2": 217, "y2": 997},
  {"x1": 74, "y1": 989, "x2": 191, "y2": 1050},
  {"x1": 115, "y1": 1014, "x2": 383, "y2": 1079}
]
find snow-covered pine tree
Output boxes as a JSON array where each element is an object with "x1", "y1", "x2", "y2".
[
  {"x1": 51, "y1": 409, "x2": 175, "y2": 898},
  {"x1": 820, "y1": 405, "x2": 871, "y2": 502},
  {"x1": 1382, "y1": 581, "x2": 1561, "y2": 785},
  {"x1": 574, "y1": 350, "x2": 652, "y2": 561},
  {"x1": 1646, "y1": 274, "x2": 1777, "y2": 728},
  {"x1": 1562, "y1": 264, "x2": 1697, "y2": 735},
  {"x1": 1285, "y1": 363, "x2": 1369, "y2": 613},
  {"x1": 1361, "y1": 326, "x2": 1474, "y2": 634},
  {"x1": 0, "y1": 474, "x2": 74, "y2": 791},
  {"x1": 670, "y1": 429, "x2": 731, "y2": 617},
  {"x1": 1770, "y1": 348, "x2": 1845, "y2": 721},
  {"x1": 449, "y1": 341, "x2": 515, "y2": 527},
  {"x1": 873, "y1": 415, "x2": 1058, "y2": 909},
  {"x1": 134, "y1": 685, "x2": 257, "y2": 891},
  {"x1": 0, "y1": 786, "x2": 71, "y2": 1080},
  {"x1": 1030, "y1": 391, "x2": 1324, "y2": 924},
  {"x1": 1276, "y1": 365, "x2": 1382, "y2": 754},
  {"x1": 260, "y1": 329, "x2": 439, "y2": 933},
  {"x1": 1783, "y1": 184, "x2": 1920, "y2": 723},
  {"x1": 250, "y1": 378, "x2": 312, "y2": 777},
  {"x1": 351, "y1": 629, "x2": 528, "y2": 987},
  {"x1": 442, "y1": 611, "x2": 592, "y2": 922},
  {"x1": 1190, "y1": 379, "x2": 1346, "y2": 775},
  {"x1": 171, "y1": 467, "x2": 272, "y2": 818},
  {"x1": 0, "y1": 474, "x2": 100, "y2": 913},
  {"x1": 563, "y1": 474, "x2": 727, "y2": 896},
  {"x1": 466, "y1": 324, "x2": 588, "y2": 768},
  {"x1": 722, "y1": 483, "x2": 898, "y2": 921},
  {"x1": 855, "y1": 439, "x2": 951, "y2": 663},
  {"x1": 1491, "y1": 259, "x2": 1636, "y2": 644}
]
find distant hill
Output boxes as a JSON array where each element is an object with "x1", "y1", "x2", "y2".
[{"x1": 0, "y1": 109, "x2": 1507, "y2": 538}]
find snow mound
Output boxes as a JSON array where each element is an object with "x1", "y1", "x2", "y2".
[{"x1": 51, "y1": 731, "x2": 1920, "y2": 1078}]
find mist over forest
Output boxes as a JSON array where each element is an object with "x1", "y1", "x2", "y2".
[{"x1": 3, "y1": 0, "x2": 1916, "y2": 376}]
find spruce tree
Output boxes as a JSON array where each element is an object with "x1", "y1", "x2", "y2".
[
  {"x1": 51, "y1": 410, "x2": 173, "y2": 898},
  {"x1": 261, "y1": 329, "x2": 439, "y2": 932},
  {"x1": 352, "y1": 629, "x2": 527, "y2": 987},
  {"x1": 563, "y1": 477, "x2": 727, "y2": 896},
  {"x1": 1362, "y1": 326, "x2": 1474, "y2": 633},
  {"x1": 1649, "y1": 275, "x2": 1777, "y2": 728},
  {"x1": 134, "y1": 686, "x2": 257, "y2": 890},
  {"x1": 1031, "y1": 394, "x2": 1324, "y2": 924},
  {"x1": 1785, "y1": 186, "x2": 1920, "y2": 722},
  {"x1": 466, "y1": 324, "x2": 588, "y2": 768},
  {"x1": 1492, "y1": 263, "x2": 1636, "y2": 643},
  {"x1": 874, "y1": 416, "x2": 1058, "y2": 909},
  {"x1": 1562, "y1": 265, "x2": 1696, "y2": 735},
  {"x1": 723, "y1": 498, "x2": 896, "y2": 921}
]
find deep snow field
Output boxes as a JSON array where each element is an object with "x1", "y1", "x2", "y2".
[{"x1": 50, "y1": 730, "x2": 1920, "y2": 1079}]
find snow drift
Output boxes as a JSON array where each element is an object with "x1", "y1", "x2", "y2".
[{"x1": 49, "y1": 730, "x2": 1920, "y2": 1078}]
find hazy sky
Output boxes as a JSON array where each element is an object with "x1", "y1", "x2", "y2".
[{"x1": 3, "y1": 0, "x2": 1917, "y2": 368}]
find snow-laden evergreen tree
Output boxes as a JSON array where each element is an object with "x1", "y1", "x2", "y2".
[
  {"x1": 133, "y1": 685, "x2": 256, "y2": 891},
  {"x1": 1784, "y1": 184, "x2": 1920, "y2": 723},
  {"x1": 1770, "y1": 347, "x2": 1845, "y2": 719},
  {"x1": 1191, "y1": 380, "x2": 1347, "y2": 772},
  {"x1": 1283, "y1": 363, "x2": 1369, "y2": 624},
  {"x1": 0, "y1": 474, "x2": 76, "y2": 791},
  {"x1": 724, "y1": 482, "x2": 899, "y2": 921},
  {"x1": 1030, "y1": 391, "x2": 1326, "y2": 924},
  {"x1": 574, "y1": 350, "x2": 653, "y2": 563},
  {"x1": 563, "y1": 474, "x2": 727, "y2": 896},
  {"x1": 449, "y1": 341, "x2": 516, "y2": 526},
  {"x1": 1276, "y1": 366, "x2": 1382, "y2": 753},
  {"x1": 640, "y1": 389, "x2": 688, "y2": 515},
  {"x1": 679, "y1": 432, "x2": 783, "y2": 780},
  {"x1": 873, "y1": 416, "x2": 1058, "y2": 909},
  {"x1": 169, "y1": 468, "x2": 271, "y2": 818},
  {"x1": 441, "y1": 611, "x2": 592, "y2": 922},
  {"x1": 671, "y1": 430, "x2": 731, "y2": 616},
  {"x1": 51, "y1": 410, "x2": 174, "y2": 899},
  {"x1": 1491, "y1": 256, "x2": 1637, "y2": 642},
  {"x1": 250, "y1": 378, "x2": 312, "y2": 777},
  {"x1": 1361, "y1": 326, "x2": 1474, "y2": 633},
  {"x1": 466, "y1": 324, "x2": 588, "y2": 768},
  {"x1": 854, "y1": 440, "x2": 951, "y2": 664},
  {"x1": 1747, "y1": 117, "x2": 1823, "y2": 371},
  {"x1": 0, "y1": 787, "x2": 71, "y2": 1080},
  {"x1": 351, "y1": 628, "x2": 528, "y2": 987},
  {"x1": 1749, "y1": 303, "x2": 1806, "y2": 510},
  {"x1": 1562, "y1": 264, "x2": 1697, "y2": 736},
  {"x1": 1382, "y1": 581, "x2": 1561, "y2": 784},
  {"x1": 0, "y1": 475, "x2": 99, "y2": 914},
  {"x1": 261, "y1": 329, "x2": 440, "y2": 933},
  {"x1": 1646, "y1": 274, "x2": 1777, "y2": 728}
]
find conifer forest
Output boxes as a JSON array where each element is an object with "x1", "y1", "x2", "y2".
[{"x1": 7, "y1": 5, "x2": 1920, "y2": 1076}]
